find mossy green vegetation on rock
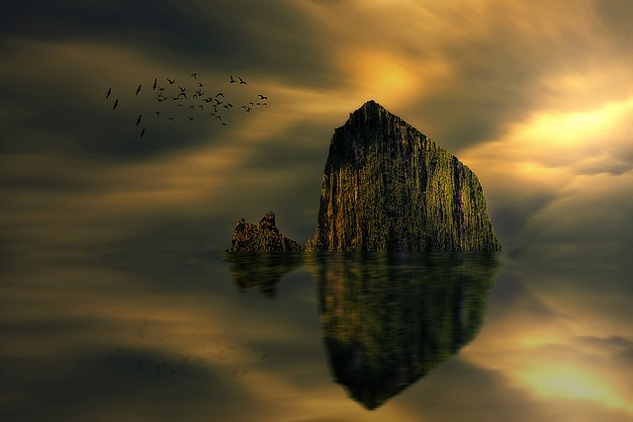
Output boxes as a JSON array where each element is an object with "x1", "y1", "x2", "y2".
[
  {"x1": 306, "y1": 100, "x2": 501, "y2": 252},
  {"x1": 229, "y1": 211, "x2": 302, "y2": 252}
]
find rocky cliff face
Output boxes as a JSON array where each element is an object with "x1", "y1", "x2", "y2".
[
  {"x1": 229, "y1": 211, "x2": 302, "y2": 252},
  {"x1": 306, "y1": 100, "x2": 501, "y2": 252}
]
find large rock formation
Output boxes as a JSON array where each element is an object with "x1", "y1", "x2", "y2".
[
  {"x1": 306, "y1": 100, "x2": 501, "y2": 252},
  {"x1": 229, "y1": 211, "x2": 302, "y2": 252}
]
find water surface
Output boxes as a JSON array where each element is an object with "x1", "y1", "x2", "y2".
[{"x1": 1, "y1": 245, "x2": 632, "y2": 421}]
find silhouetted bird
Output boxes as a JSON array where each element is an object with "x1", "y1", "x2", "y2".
[
  {"x1": 106, "y1": 88, "x2": 112, "y2": 99},
  {"x1": 258, "y1": 95, "x2": 267, "y2": 100},
  {"x1": 188, "y1": 105, "x2": 194, "y2": 110},
  {"x1": 198, "y1": 82, "x2": 204, "y2": 87},
  {"x1": 178, "y1": 86, "x2": 187, "y2": 93},
  {"x1": 189, "y1": 117, "x2": 194, "y2": 121},
  {"x1": 177, "y1": 92, "x2": 187, "y2": 99},
  {"x1": 191, "y1": 73, "x2": 197, "y2": 79},
  {"x1": 136, "y1": 114, "x2": 142, "y2": 126},
  {"x1": 166, "y1": 78, "x2": 175, "y2": 84},
  {"x1": 136, "y1": 84, "x2": 142, "y2": 95},
  {"x1": 152, "y1": 78, "x2": 157, "y2": 90},
  {"x1": 216, "y1": 92, "x2": 224, "y2": 98},
  {"x1": 229, "y1": 75, "x2": 236, "y2": 83},
  {"x1": 168, "y1": 117, "x2": 175, "y2": 121},
  {"x1": 140, "y1": 128, "x2": 145, "y2": 138},
  {"x1": 238, "y1": 77, "x2": 246, "y2": 84},
  {"x1": 113, "y1": 99, "x2": 119, "y2": 110},
  {"x1": 155, "y1": 111, "x2": 160, "y2": 115}
]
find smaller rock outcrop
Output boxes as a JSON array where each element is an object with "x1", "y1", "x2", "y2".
[{"x1": 229, "y1": 211, "x2": 302, "y2": 252}]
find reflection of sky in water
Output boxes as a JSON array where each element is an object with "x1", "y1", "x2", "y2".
[{"x1": 1, "y1": 246, "x2": 631, "y2": 421}]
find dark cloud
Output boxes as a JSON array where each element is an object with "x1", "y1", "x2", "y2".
[
  {"x1": 577, "y1": 335, "x2": 633, "y2": 349},
  {"x1": 593, "y1": 0, "x2": 633, "y2": 52},
  {"x1": 0, "y1": 0, "x2": 342, "y2": 89}
]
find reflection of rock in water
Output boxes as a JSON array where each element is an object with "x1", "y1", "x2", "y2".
[
  {"x1": 306, "y1": 252, "x2": 498, "y2": 410},
  {"x1": 221, "y1": 252, "x2": 303, "y2": 298}
]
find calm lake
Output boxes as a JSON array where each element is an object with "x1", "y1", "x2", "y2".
[{"x1": 1, "y1": 243, "x2": 632, "y2": 421}]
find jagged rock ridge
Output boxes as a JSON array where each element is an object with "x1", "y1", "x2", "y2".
[
  {"x1": 306, "y1": 100, "x2": 501, "y2": 252},
  {"x1": 229, "y1": 211, "x2": 302, "y2": 252}
]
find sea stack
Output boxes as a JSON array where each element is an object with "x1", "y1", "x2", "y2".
[
  {"x1": 305, "y1": 101, "x2": 501, "y2": 252},
  {"x1": 229, "y1": 211, "x2": 302, "y2": 252}
]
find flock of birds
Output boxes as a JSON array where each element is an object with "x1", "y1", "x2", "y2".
[{"x1": 105, "y1": 73, "x2": 269, "y2": 138}]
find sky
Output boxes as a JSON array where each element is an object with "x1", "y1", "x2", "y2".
[
  {"x1": 1, "y1": 2, "x2": 633, "y2": 419},
  {"x1": 1, "y1": 0, "x2": 633, "y2": 263}
]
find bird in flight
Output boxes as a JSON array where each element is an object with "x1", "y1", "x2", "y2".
[
  {"x1": 136, "y1": 84, "x2": 142, "y2": 95},
  {"x1": 136, "y1": 114, "x2": 142, "y2": 126},
  {"x1": 216, "y1": 92, "x2": 224, "y2": 98},
  {"x1": 140, "y1": 128, "x2": 146, "y2": 138},
  {"x1": 258, "y1": 94, "x2": 267, "y2": 100},
  {"x1": 229, "y1": 75, "x2": 236, "y2": 84},
  {"x1": 166, "y1": 78, "x2": 175, "y2": 84},
  {"x1": 106, "y1": 88, "x2": 112, "y2": 99},
  {"x1": 152, "y1": 78, "x2": 157, "y2": 90},
  {"x1": 191, "y1": 73, "x2": 197, "y2": 79},
  {"x1": 238, "y1": 77, "x2": 246, "y2": 84},
  {"x1": 113, "y1": 99, "x2": 119, "y2": 110},
  {"x1": 178, "y1": 86, "x2": 187, "y2": 93}
]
